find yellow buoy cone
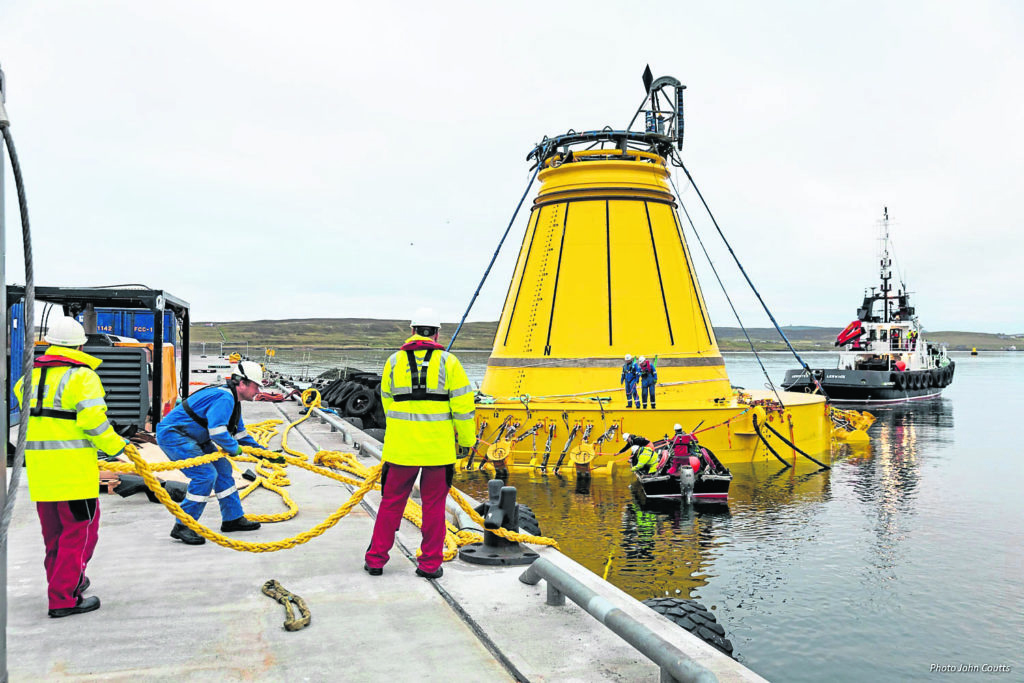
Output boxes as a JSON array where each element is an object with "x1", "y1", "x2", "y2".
[{"x1": 475, "y1": 74, "x2": 830, "y2": 468}]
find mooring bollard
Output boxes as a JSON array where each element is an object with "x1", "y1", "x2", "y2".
[{"x1": 459, "y1": 479, "x2": 539, "y2": 566}]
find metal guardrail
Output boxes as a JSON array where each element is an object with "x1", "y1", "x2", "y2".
[{"x1": 520, "y1": 557, "x2": 718, "y2": 683}]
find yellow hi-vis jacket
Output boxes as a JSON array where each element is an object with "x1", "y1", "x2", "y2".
[
  {"x1": 632, "y1": 445, "x2": 659, "y2": 473},
  {"x1": 380, "y1": 335, "x2": 476, "y2": 466},
  {"x1": 14, "y1": 346, "x2": 125, "y2": 501}
]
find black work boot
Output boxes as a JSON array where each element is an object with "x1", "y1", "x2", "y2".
[
  {"x1": 170, "y1": 523, "x2": 206, "y2": 545},
  {"x1": 221, "y1": 517, "x2": 261, "y2": 532},
  {"x1": 415, "y1": 566, "x2": 443, "y2": 579},
  {"x1": 49, "y1": 595, "x2": 100, "y2": 618}
]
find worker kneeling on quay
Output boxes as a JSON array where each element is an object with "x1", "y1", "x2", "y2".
[
  {"x1": 364, "y1": 308, "x2": 476, "y2": 579},
  {"x1": 156, "y1": 361, "x2": 265, "y2": 545},
  {"x1": 14, "y1": 317, "x2": 129, "y2": 617}
]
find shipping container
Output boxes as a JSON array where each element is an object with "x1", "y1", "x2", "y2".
[
  {"x1": 73, "y1": 308, "x2": 177, "y2": 344},
  {"x1": 8, "y1": 302, "x2": 24, "y2": 406}
]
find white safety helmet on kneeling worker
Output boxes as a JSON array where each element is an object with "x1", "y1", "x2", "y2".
[
  {"x1": 624, "y1": 354, "x2": 632, "y2": 361},
  {"x1": 232, "y1": 360, "x2": 264, "y2": 386},
  {"x1": 411, "y1": 307, "x2": 441, "y2": 330},
  {"x1": 45, "y1": 317, "x2": 88, "y2": 347},
  {"x1": 631, "y1": 445, "x2": 640, "y2": 454}
]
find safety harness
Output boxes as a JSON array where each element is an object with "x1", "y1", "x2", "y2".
[
  {"x1": 28, "y1": 355, "x2": 89, "y2": 420},
  {"x1": 181, "y1": 384, "x2": 242, "y2": 435},
  {"x1": 392, "y1": 348, "x2": 449, "y2": 402}
]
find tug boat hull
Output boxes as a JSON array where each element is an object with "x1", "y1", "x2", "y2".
[{"x1": 781, "y1": 364, "x2": 955, "y2": 405}]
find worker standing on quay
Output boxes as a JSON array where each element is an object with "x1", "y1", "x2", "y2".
[
  {"x1": 364, "y1": 308, "x2": 476, "y2": 579},
  {"x1": 14, "y1": 317, "x2": 129, "y2": 617},
  {"x1": 620, "y1": 354, "x2": 640, "y2": 408},
  {"x1": 157, "y1": 361, "x2": 265, "y2": 545},
  {"x1": 638, "y1": 355, "x2": 658, "y2": 409}
]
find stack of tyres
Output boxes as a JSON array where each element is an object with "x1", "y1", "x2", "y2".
[{"x1": 319, "y1": 370, "x2": 385, "y2": 433}]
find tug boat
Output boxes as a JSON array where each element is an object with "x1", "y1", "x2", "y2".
[
  {"x1": 632, "y1": 429, "x2": 732, "y2": 505},
  {"x1": 781, "y1": 208, "x2": 954, "y2": 404}
]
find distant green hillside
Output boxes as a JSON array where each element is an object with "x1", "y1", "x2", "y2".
[{"x1": 188, "y1": 319, "x2": 1022, "y2": 352}]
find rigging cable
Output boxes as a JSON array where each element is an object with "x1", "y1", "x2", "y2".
[
  {"x1": 674, "y1": 152, "x2": 827, "y2": 397},
  {"x1": 668, "y1": 174, "x2": 785, "y2": 406},
  {"x1": 0, "y1": 106, "x2": 38, "y2": 549},
  {"x1": 448, "y1": 165, "x2": 540, "y2": 351}
]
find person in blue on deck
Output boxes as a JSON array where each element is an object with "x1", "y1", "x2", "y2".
[{"x1": 156, "y1": 361, "x2": 265, "y2": 545}]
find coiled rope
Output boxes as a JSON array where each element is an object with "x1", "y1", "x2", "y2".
[{"x1": 99, "y1": 388, "x2": 559, "y2": 558}]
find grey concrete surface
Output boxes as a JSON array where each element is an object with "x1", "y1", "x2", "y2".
[{"x1": 5, "y1": 359, "x2": 767, "y2": 681}]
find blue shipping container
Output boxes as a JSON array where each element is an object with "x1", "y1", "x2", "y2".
[
  {"x1": 8, "y1": 302, "x2": 25, "y2": 407},
  {"x1": 74, "y1": 308, "x2": 176, "y2": 344}
]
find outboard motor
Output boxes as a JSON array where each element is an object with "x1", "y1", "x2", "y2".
[{"x1": 679, "y1": 465, "x2": 695, "y2": 505}]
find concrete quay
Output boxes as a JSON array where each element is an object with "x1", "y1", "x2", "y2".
[{"x1": 4, "y1": 361, "x2": 765, "y2": 682}]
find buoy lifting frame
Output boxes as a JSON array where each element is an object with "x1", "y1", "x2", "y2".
[{"x1": 527, "y1": 73, "x2": 687, "y2": 168}]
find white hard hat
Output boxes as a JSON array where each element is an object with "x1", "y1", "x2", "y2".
[
  {"x1": 45, "y1": 317, "x2": 88, "y2": 347},
  {"x1": 674, "y1": 423, "x2": 683, "y2": 431},
  {"x1": 624, "y1": 354, "x2": 632, "y2": 361},
  {"x1": 623, "y1": 433, "x2": 632, "y2": 441},
  {"x1": 639, "y1": 355, "x2": 647, "y2": 363},
  {"x1": 631, "y1": 445, "x2": 640, "y2": 454},
  {"x1": 410, "y1": 307, "x2": 441, "y2": 330},
  {"x1": 232, "y1": 360, "x2": 264, "y2": 386}
]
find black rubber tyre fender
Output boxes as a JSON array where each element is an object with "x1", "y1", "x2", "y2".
[
  {"x1": 324, "y1": 381, "x2": 356, "y2": 408},
  {"x1": 895, "y1": 373, "x2": 907, "y2": 391},
  {"x1": 642, "y1": 597, "x2": 735, "y2": 658},
  {"x1": 890, "y1": 372, "x2": 901, "y2": 387},
  {"x1": 516, "y1": 504, "x2": 542, "y2": 536},
  {"x1": 344, "y1": 387, "x2": 375, "y2": 418}
]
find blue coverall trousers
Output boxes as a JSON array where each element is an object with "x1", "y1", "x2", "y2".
[
  {"x1": 641, "y1": 381, "x2": 656, "y2": 408},
  {"x1": 624, "y1": 380, "x2": 639, "y2": 407},
  {"x1": 157, "y1": 428, "x2": 245, "y2": 522}
]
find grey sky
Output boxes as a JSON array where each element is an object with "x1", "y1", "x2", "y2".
[{"x1": 3, "y1": 1, "x2": 1022, "y2": 333}]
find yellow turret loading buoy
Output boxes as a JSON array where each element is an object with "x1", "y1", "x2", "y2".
[{"x1": 472, "y1": 73, "x2": 831, "y2": 471}]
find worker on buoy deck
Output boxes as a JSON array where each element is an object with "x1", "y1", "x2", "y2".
[
  {"x1": 620, "y1": 354, "x2": 640, "y2": 408},
  {"x1": 638, "y1": 356, "x2": 658, "y2": 409},
  {"x1": 156, "y1": 361, "x2": 265, "y2": 545}
]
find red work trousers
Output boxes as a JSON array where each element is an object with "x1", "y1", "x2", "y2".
[
  {"x1": 365, "y1": 464, "x2": 451, "y2": 574},
  {"x1": 36, "y1": 500, "x2": 100, "y2": 610}
]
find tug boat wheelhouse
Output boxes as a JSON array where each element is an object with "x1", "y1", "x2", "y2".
[{"x1": 782, "y1": 209, "x2": 955, "y2": 404}]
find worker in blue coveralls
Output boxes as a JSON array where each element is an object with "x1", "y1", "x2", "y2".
[
  {"x1": 156, "y1": 361, "x2": 265, "y2": 545},
  {"x1": 620, "y1": 354, "x2": 640, "y2": 408},
  {"x1": 638, "y1": 355, "x2": 658, "y2": 409}
]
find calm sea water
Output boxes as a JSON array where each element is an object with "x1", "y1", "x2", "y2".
[{"x1": 245, "y1": 347, "x2": 1023, "y2": 681}]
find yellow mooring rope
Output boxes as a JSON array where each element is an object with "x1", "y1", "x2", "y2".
[{"x1": 99, "y1": 388, "x2": 559, "y2": 558}]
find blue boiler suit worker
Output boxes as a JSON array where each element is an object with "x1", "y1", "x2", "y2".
[
  {"x1": 156, "y1": 361, "x2": 264, "y2": 545},
  {"x1": 638, "y1": 355, "x2": 658, "y2": 409},
  {"x1": 620, "y1": 354, "x2": 640, "y2": 408}
]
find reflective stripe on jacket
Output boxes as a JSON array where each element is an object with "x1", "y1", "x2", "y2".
[
  {"x1": 632, "y1": 446, "x2": 658, "y2": 472},
  {"x1": 380, "y1": 335, "x2": 476, "y2": 466},
  {"x1": 13, "y1": 346, "x2": 124, "y2": 501}
]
